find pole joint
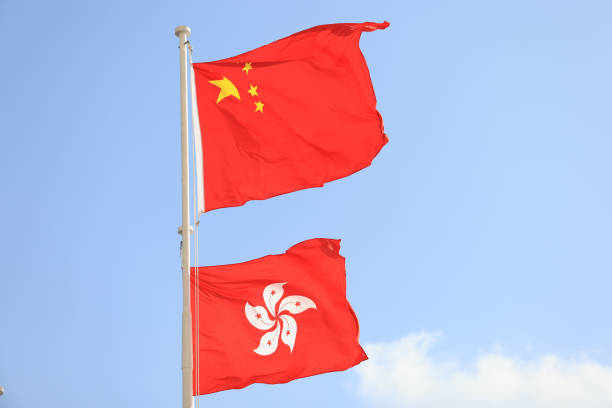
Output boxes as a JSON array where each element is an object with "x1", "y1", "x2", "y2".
[{"x1": 178, "y1": 225, "x2": 195, "y2": 235}]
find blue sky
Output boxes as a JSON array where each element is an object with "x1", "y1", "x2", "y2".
[{"x1": 1, "y1": 1, "x2": 611, "y2": 407}]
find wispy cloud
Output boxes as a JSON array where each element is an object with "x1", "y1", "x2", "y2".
[{"x1": 355, "y1": 332, "x2": 612, "y2": 408}]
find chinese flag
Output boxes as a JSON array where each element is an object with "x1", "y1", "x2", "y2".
[
  {"x1": 190, "y1": 238, "x2": 367, "y2": 394},
  {"x1": 192, "y1": 22, "x2": 389, "y2": 212}
]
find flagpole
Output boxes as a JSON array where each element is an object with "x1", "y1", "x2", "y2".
[{"x1": 175, "y1": 25, "x2": 194, "y2": 408}]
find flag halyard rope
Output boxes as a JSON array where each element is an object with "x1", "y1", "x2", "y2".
[{"x1": 188, "y1": 44, "x2": 201, "y2": 406}]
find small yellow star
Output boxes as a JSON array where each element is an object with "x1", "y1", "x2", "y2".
[
  {"x1": 248, "y1": 84, "x2": 258, "y2": 97},
  {"x1": 242, "y1": 62, "x2": 253, "y2": 74},
  {"x1": 254, "y1": 100, "x2": 264, "y2": 113}
]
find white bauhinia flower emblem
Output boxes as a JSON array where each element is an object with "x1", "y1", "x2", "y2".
[{"x1": 245, "y1": 282, "x2": 317, "y2": 356}]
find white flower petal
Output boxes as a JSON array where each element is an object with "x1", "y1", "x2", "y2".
[
  {"x1": 253, "y1": 323, "x2": 280, "y2": 356},
  {"x1": 244, "y1": 302, "x2": 274, "y2": 330},
  {"x1": 278, "y1": 295, "x2": 317, "y2": 315},
  {"x1": 263, "y1": 282, "x2": 285, "y2": 317},
  {"x1": 279, "y1": 314, "x2": 297, "y2": 352}
]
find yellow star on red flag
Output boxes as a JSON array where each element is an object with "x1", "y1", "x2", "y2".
[{"x1": 209, "y1": 77, "x2": 241, "y2": 104}]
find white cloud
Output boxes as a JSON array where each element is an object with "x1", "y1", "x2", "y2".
[{"x1": 355, "y1": 332, "x2": 612, "y2": 408}]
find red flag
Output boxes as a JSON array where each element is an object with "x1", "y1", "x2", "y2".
[
  {"x1": 190, "y1": 238, "x2": 367, "y2": 394},
  {"x1": 192, "y1": 22, "x2": 389, "y2": 212}
]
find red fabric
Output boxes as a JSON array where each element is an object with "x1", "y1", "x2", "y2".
[
  {"x1": 193, "y1": 22, "x2": 389, "y2": 211},
  {"x1": 190, "y1": 238, "x2": 367, "y2": 395}
]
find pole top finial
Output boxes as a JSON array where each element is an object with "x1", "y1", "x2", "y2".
[{"x1": 175, "y1": 26, "x2": 191, "y2": 37}]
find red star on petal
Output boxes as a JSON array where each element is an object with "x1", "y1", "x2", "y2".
[
  {"x1": 256, "y1": 313, "x2": 262, "y2": 319},
  {"x1": 295, "y1": 301, "x2": 301, "y2": 307},
  {"x1": 286, "y1": 330, "x2": 291, "y2": 335},
  {"x1": 271, "y1": 290, "x2": 276, "y2": 295},
  {"x1": 267, "y1": 340, "x2": 272, "y2": 346}
]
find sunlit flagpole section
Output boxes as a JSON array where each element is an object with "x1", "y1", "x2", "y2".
[{"x1": 175, "y1": 25, "x2": 194, "y2": 408}]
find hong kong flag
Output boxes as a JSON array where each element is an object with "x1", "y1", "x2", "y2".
[
  {"x1": 192, "y1": 22, "x2": 389, "y2": 212},
  {"x1": 190, "y1": 238, "x2": 367, "y2": 394}
]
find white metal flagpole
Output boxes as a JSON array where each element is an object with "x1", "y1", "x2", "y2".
[{"x1": 175, "y1": 25, "x2": 194, "y2": 408}]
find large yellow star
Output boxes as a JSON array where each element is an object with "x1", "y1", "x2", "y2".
[
  {"x1": 242, "y1": 62, "x2": 253, "y2": 74},
  {"x1": 208, "y1": 77, "x2": 240, "y2": 104},
  {"x1": 254, "y1": 100, "x2": 264, "y2": 113},
  {"x1": 248, "y1": 84, "x2": 258, "y2": 97}
]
